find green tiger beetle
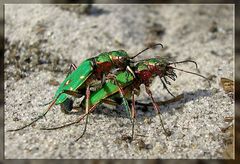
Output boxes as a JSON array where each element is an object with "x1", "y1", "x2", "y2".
[
  {"x1": 39, "y1": 57, "x2": 210, "y2": 141},
  {"x1": 8, "y1": 44, "x2": 209, "y2": 142},
  {"x1": 7, "y1": 44, "x2": 165, "y2": 133}
]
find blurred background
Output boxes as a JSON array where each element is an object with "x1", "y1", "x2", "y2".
[{"x1": 0, "y1": 0, "x2": 238, "y2": 163}]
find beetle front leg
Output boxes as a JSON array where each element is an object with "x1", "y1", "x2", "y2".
[
  {"x1": 130, "y1": 91, "x2": 136, "y2": 140},
  {"x1": 145, "y1": 86, "x2": 171, "y2": 136},
  {"x1": 160, "y1": 78, "x2": 175, "y2": 98}
]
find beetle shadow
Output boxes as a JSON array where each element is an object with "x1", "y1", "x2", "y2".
[{"x1": 91, "y1": 88, "x2": 212, "y2": 119}]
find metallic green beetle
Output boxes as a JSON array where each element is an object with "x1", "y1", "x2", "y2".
[{"x1": 40, "y1": 57, "x2": 209, "y2": 141}]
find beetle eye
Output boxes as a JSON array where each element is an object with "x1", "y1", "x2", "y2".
[{"x1": 120, "y1": 56, "x2": 124, "y2": 61}]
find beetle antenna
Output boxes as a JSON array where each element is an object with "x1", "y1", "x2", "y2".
[
  {"x1": 169, "y1": 60, "x2": 198, "y2": 69},
  {"x1": 171, "y1": 67, "x2": 210, "y2": 86},
  {"x1": 131, "y1": 43, "x2": 164, "y2": 59}
]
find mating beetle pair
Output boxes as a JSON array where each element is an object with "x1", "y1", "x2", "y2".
[{"x1": 8, "y1": 43, "x2": 209, "y2": 141}]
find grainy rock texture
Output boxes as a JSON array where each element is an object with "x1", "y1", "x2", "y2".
[{"x1": 4, "y1": 4, "x2": 234, "y2": 159}]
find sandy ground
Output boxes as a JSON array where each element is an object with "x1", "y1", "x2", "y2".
[{"x1": 4, "y1": 4, "x2": 234, "y2": 159}]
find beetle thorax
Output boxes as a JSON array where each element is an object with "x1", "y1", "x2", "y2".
[
  {"x1": 135, "y1": 65, "x2": 154, "y2": 85},
  {"x1": 95, "y1": 61, "x2": 112, "y2": 79},
  {"x1": 109, "y1": 50, "x2": 130, "y2": 69},
  {"x1": 94, "y1": 53, "x2": 114, "y2": 78},
  {"x1": 110, "y1": 56, "x2": 123, "y2": 67}
]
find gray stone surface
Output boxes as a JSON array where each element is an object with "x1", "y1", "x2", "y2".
[{"x1": 4, "y1": 4, "x2": 234, "y2": 159}]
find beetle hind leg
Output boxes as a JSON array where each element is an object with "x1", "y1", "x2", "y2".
[
  {"x1": 7, "y1": 99, "x2": 57, "y2": 132},
  {"x1": 107, "y1": 74, "x2": 135, "y2": 142},
  {"x1": 65, "y1": 63, "x2": 77, "y2": 78},
  {"x1": 75, "y1": 84, "x2": 91, "y2": 141}
]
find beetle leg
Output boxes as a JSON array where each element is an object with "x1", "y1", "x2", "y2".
[
  {"x1": 38, "y1": 100, "x2": 53, "y2": 107},
  {"x1": 7, "y1": 98, "x2": 58, "y2": 131},
  {"x1": 163, "y1": 76, "x2": 171, "y2": 85},
  {"x1": 101, "y1": 73, "x2": 106, "y2": 86},
  {"x1": 160, "y1": 78, "x2": 175, "y2": 98},
  {"x1": 39, "y1": 64, "x2": 78, "y2": 107},
  {"x1": 62, "y1": 90, "x2": 82, "y2": 98},
  {"x1": 131, "y1": 91, "x2": 136, "y2": 140},
  {"x1": 8, "y1": 89, "x2": 83, "y2": 132},
  {"x1": 102, "y1": 98, "x2": 119, "y2": 106},
  {"x1": 40, "y1": 103, "x2": 99, "y2": 131},
  {"x1": 75, "y1": 84, "x2": 91, "y2": 141},
  {"x1": 145, "y1": 86, "x2": 171, "y2": 136},
  {"x1": 43, "y1": 86, "x2": 91, "y2": 141},
  {"x1": 40, "y1": 113, "x2": 87, "y2": 130},
  {"x1": 102, "y1": 97, "x2": 153, "y2": 109},
  {"x1": 8, "y1": 89, "x2": 80, "y2": 132},
  {"x1": 126, "y1": 66, "x2": 136, "y2": 78},
  {"x1": 66, "y1": 63, "x2": 77, "y2": 78},
  {"x1": 107, "y1": 74, "x2": 134, "y2": 141}
]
